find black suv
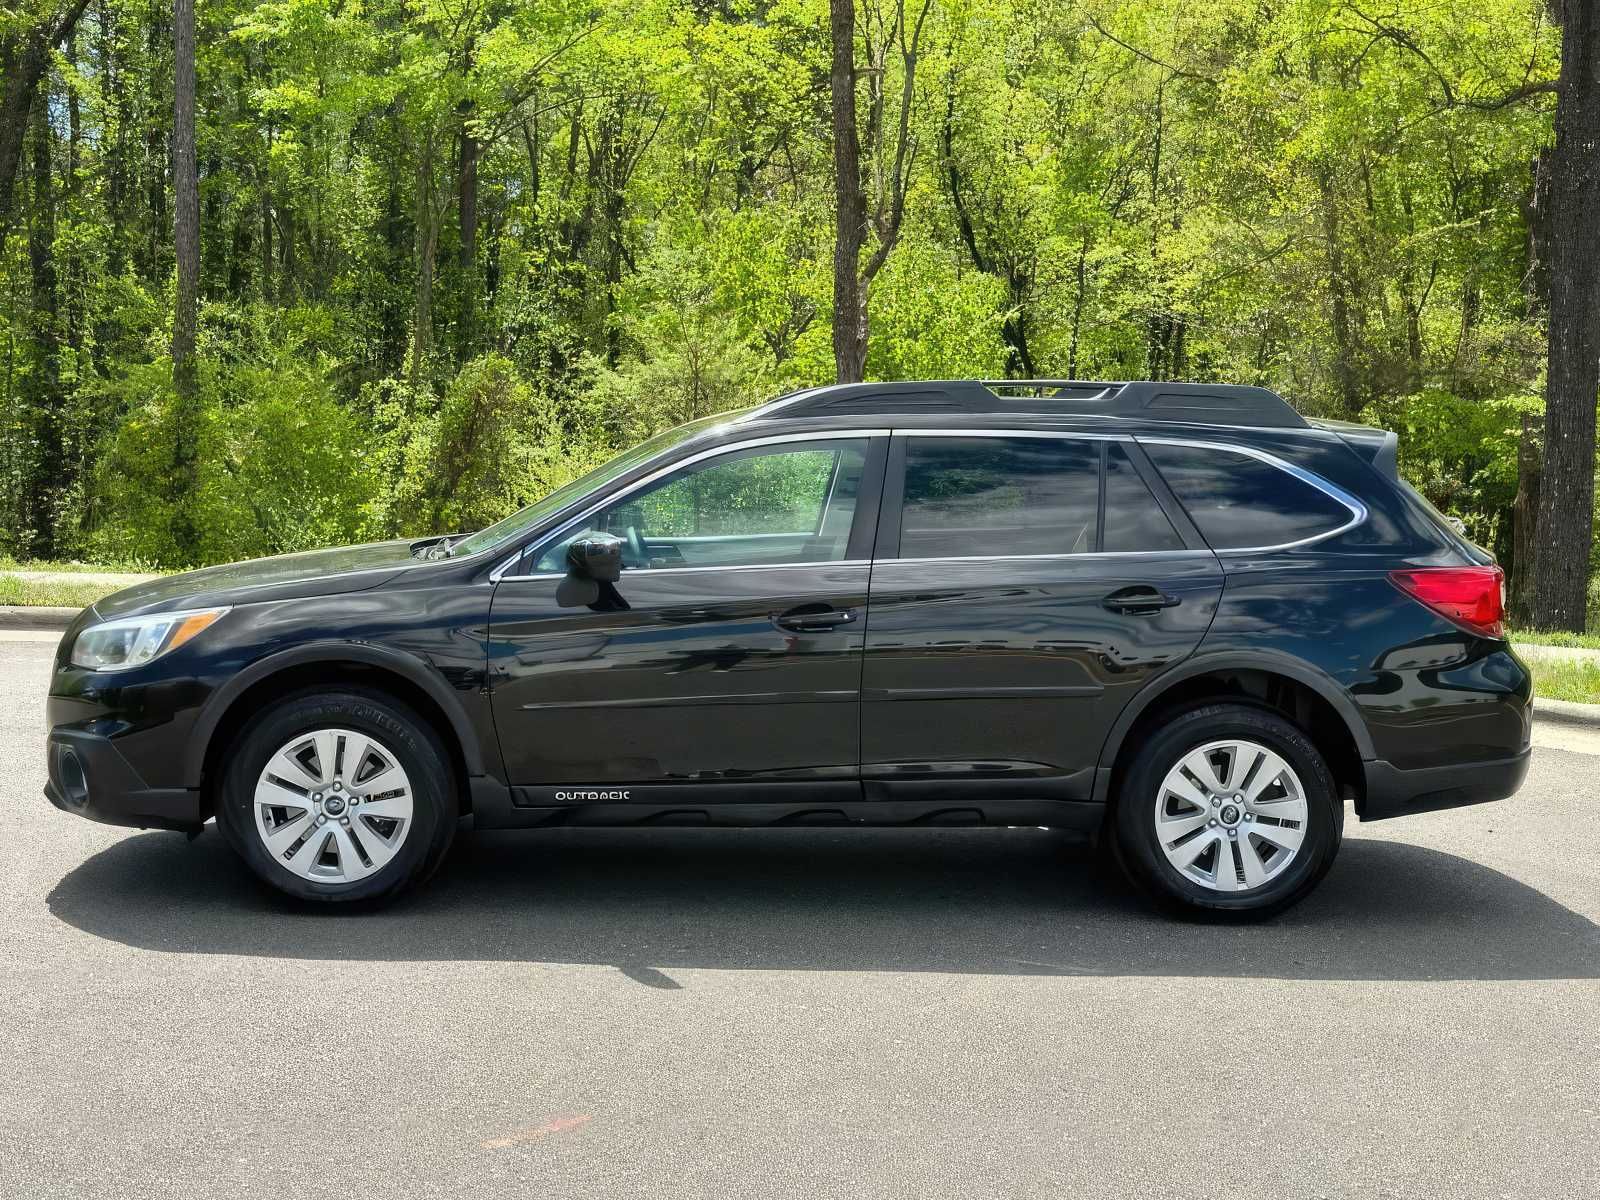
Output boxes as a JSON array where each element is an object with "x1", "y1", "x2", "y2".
[{"x1": 44, "y1": 380, "x2": 1531, "y2": 914}]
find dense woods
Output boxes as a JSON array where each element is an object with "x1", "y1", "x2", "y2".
[{"x1": 0, "y1": 0, "x2": 1593, "y2": 624}]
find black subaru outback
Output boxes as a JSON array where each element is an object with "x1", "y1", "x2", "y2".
[{"x1": 44, "y1": 380, "x2": 1531, "y2": 915}]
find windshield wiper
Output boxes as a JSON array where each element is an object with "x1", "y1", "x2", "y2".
[{"x1": 412, "y1": 535, "x2": 461, "y2": 561}]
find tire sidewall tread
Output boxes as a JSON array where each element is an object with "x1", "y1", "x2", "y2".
[
  {"x1": 216, "y1": 687, "x2": 457, "y2": 904},
  {"x1": 1112, "y1": 702, "x2": 1342, "y2": 919}
]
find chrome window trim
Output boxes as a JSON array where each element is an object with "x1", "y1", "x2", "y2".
[
  {"x1": 498, "y1": 559, "x2": 875, "y2": 584},
  {"x1": 491, "y1": 430, "x2": 888, "y2": 582},
  {"x1": 496, "y1": 549, "x2": 1209, "y2": 585},
  {"x1": 1135, "y1": 435, "x2": 1368, "y2": 554},
  {"x1": 870, "y1": 549, "x2": 1214, "y2": 567},
  {"x1": 897, "y1": 427, "x2": 1127, "y2": 441},
  {"x1": 489, "y1": 425, "x2": 1367, "y2": 581}
]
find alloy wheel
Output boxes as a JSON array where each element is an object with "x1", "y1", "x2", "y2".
[
  {"x1": 252, "y1": 727, "x2": 414, "y2": 883},
  {"x1": 1152, "y1": 738, "x2": 1309, "y2": 893}
]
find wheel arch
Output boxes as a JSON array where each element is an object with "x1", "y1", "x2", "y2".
[
  {"x1": 187, "y1": 642, "x2": 486, "y2": 808},
  {"x1": 1093, "y1": 652, "x2": 1372, "y2": 811}
]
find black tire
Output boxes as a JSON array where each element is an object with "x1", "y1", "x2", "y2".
[
  {"x1": 215, "y1": 688, "x2": 458, "y2": 904},
  {"x1": 1112, "y1": 703, "x2": 1343, "y2": 918}
]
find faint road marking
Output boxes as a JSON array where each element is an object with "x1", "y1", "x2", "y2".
[{"x1": 481, "y1": 1114, "x2": 592, "y2": 1150}]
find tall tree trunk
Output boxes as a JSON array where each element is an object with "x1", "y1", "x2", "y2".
[
  {"x1": 145, "y1": 8, "x2": 168, "y2": 282},
  {"x1": 1533, "y1": 2, "x2": 1600, "y2": 632},
  {"x1": 457, "y1": 41, "x2": 478, "y2": 362},
  {"x1": 259, "y1": 150, "x2": 274, "y2": 301},
  {"x1": 0, "y1": 0, "x2": 92, "y2": 251},
  {"x1": 410, "y1": 138, "x2": 438, "y2": 385},
  {"x1": 1068, "y1": 235, "x2": 1089, "y2": 378},
  {"x1": 171, "y1": 0, "x2": 201, "y2": 561},
  {"x1": 1523, "y1": 149, "x2": 1553, "y2": 319},
  {"x1": 26, "y1": 93, "x2": 60, "y2": 558},
  {"x1": 457, "y1": 120, "x2": 477, "y2": 358},
  {"x1": 1511, "y1": 412, "x2": 1544, "y2": 626},
  {"x1": 1318, "y1": 169, "x2": 1362, "y2": 419},
  {"x1": 941, "y1": 94, "x2": 1034, "y2": 378},
  {"x1": 829, "y1": 0, "x2": 866, "y2": 384}
]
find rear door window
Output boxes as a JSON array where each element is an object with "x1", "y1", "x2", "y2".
[
  {"x1": 1103, "y1": 444, "x2": 1184, "y2": 552},
  {"x1": 898, "y1": 436, "x2": 1100, "y2": 558},
  {"x1": 1141, "y1": 442, "x2": 1357, "y2": 550}
]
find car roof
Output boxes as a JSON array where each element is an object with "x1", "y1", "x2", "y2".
[{"x1": 741, "y1": 379, "x2": 1309, "y2": 430}]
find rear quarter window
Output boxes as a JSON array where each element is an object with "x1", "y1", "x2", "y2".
[{"x1": 1141, "y1": 442, "x2": 1358, "y2": 551}]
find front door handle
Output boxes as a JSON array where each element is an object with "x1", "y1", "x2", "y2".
[
  {"x1": 1102, "y1": 586, "x2": 1181, "y2": 615},
  {"x1": 773, "y1": 606, "x2": 857, "y2": 633}
]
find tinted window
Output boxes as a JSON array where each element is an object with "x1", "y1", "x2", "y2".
[
  {"x1": 1143, "y1": 442, "x2": 1354, "y2": 550},
  {"x1": 534, "y1": 439, "x2": 868, "y2": 571},
  {"x1": 1103, "y1": 444, "x2": 1183, "y2": 552},
  {"x1": 899, "y1": 437, "x2": 1099, "y2": 558},
  {"x1": 451, "y1": 410, "x2": 745, "y2": 558}
]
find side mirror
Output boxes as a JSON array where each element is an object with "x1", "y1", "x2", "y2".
[{"x1": 566, "y1": 533, "x2": 625, "y2": 583}]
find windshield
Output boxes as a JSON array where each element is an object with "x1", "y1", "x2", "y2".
[{"x1": 448, "y1": 409, "x2": 749, "y2": 559}]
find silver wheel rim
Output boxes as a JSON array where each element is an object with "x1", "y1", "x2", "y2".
[
  {"x1": 1153, "y1": 738, "x2": 1309, "y2": 894},
  {"x1": 253, "y1": 728, "x2": 414, "y2": 884}
]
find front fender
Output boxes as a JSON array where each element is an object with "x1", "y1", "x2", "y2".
[{"x1": 182, "y1": 639, "x2": 489, "y2": 787}]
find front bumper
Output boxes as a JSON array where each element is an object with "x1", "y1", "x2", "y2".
[
  {"x1": 45, "y1": 727, "x2": 204, "y2": 833},
  {"x1": 1358, "y1": 748, "x2": 1531, "y2": 822}
]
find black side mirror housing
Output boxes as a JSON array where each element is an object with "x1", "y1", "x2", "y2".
[{"x1": 566, "y1": 533, "x2": 625, "y2": 583}]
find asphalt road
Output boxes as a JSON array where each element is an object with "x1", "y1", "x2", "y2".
[{"x1": 2, "y1": 633, "x2": 1597, "y2": 1199}]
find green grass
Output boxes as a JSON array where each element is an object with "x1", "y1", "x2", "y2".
[
  {"x1": 1527, "y1": 658, "x2": 1600, "y2": 705},
  {"x1": 1510, "y1": 627, "x2": 1600, "y2": 652},
  {"x1": 0, "y1": 554, "x2": 164, "y2": 575},
  {"x1": 0, "y1": 574, "x2": 123, "y2": 609}
]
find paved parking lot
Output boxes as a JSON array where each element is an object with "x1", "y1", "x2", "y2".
[{"x1": 2, "y1": 633, "x2": 1597, "y2": 1198}]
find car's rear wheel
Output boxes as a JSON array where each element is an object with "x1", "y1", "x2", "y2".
[
  {"x1": 1113, "y1": 703, "x2": 1342, "y2": 917},
  {"x1": 215, "y1": 689, "x2": 457, "y2": 904}
]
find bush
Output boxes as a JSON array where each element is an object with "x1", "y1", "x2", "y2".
[
  {"x1": 364, "y1": 354, "x2": 614, "y2": 540},
  {"x1": 89, "y1": 358, "x2": 374, "y2": 568}
]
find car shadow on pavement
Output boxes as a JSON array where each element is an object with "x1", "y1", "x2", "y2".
[{"x1": 45, "y1": 826, "x2": 1600, "y2": 982}]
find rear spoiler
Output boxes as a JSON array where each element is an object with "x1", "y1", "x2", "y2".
[{"x1": 1310, "y1": 418, "x2": 1398, "y2": 479}]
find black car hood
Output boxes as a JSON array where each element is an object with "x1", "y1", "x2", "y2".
[{"x1": 90, "y1": 540, "x2": 427, "y2": 620}]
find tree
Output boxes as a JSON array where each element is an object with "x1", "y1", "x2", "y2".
[
  {"x1": 1532, "y1": 1, "x2": 1600, "y2": 631},
  {"x1": 0, "y1": 0, "x2": 91, "y2": 248},
  {"x1": 170, "y1": 0, "x2": 201, "y2": 559},
  {"x1": 830, "y1": 0, "x2": 931, "y2": 383},
  {"x1": 0, "y1": 0, "x2": 1579, "y2": 585}
]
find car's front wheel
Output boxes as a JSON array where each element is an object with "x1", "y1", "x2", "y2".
[
  {"x1": 1113, "y1": 703, "x2": 1343, "y2": 917},
  {"x1": 215, "y1": 689, "x2": 457, "y2": 903}
]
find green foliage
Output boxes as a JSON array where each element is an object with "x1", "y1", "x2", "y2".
[
  {"x1": 0, "y1": 0, "x2": 1579, "y2": 600},
  {"x1": 90, "y1": 358, "x2": 374, "y2": 567},
  {"x1": 370, "y1": 353, "x2": 611, "y2": 538},
  {"x1": 1363, "y1": 390, "x2": 1541, "y2": 554}
]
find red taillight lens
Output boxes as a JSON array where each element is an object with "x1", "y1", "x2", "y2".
[{"x1": 1388, "y1": 565, "x2": 1505, "y2": 638}]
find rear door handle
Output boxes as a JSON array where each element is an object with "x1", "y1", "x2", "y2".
[
  {"x1": 774, "y1": 606, "x2": 857, "y2": 633},
  {"x1": 1102, "y1": 586, "x2": 1181, "y2": 615}
]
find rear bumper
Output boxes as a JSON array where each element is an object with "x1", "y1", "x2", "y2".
[
  {"x1": 45, "y1": 727, "x2": 204, "y2": 833},
  {"x1": 1358, "y1": 748, "x2": 1531, "y2": 822}
]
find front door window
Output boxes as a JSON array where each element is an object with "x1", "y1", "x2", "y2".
[{"x1": 533, "y1": 439, "x2": 870, "y2": 572}]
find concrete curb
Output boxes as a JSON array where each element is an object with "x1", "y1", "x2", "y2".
[
  {"x1": 0, "y1": 606, "x2": 79, "y2": 630},
  {"x1": 1532, "y1": 697, "x2": 1600, "y2": 730}
]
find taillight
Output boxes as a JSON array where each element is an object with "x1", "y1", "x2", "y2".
[{"x1": 1388, "y1": 565, "x2": 1505, "y2": 638}]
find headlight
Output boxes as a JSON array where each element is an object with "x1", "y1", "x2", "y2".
[{"x1": 70, "y1": 607, "x2": 230, "y2": 672}]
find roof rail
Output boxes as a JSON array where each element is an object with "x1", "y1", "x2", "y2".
[{"x1": 748, "y1": 379, "x2": 1307, "y2": 429}]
